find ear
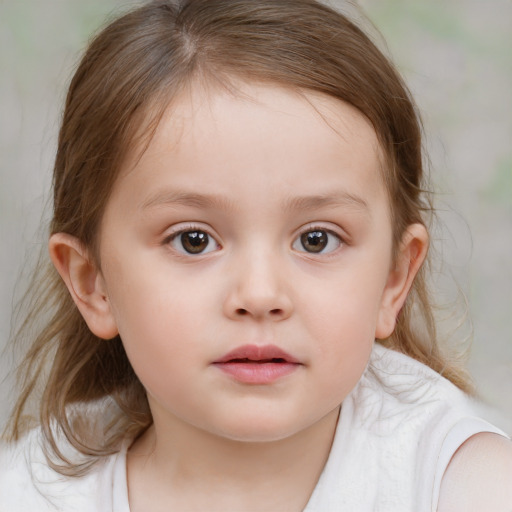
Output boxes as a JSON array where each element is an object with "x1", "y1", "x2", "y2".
[
  {"x1": 49, "y1": 233, "x2": 119, "y2": 340},
  {"x1": 375, "y1": 223, "x2": 429, "y2": 340}
]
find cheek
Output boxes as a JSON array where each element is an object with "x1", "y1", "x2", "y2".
[
  {"x1": 297, "y1": 266, "x2": 387, "y2": 394},
  {"x1": 106, "y1": 250, "x2": 211, "y2": 328},
  {"x1": 110, "y1": 288, "x2": 208, "y2": 411},
  {"x1": 102, "y1": 258, "x2": 212, "y2": 375},
  {"x1": 311, "y1": 307, "x2": 374, "y2": 387},
  {"x1": 299, "y1": 264, "x2": 387, "y2": 340}
]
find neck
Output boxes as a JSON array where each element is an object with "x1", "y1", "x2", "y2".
[{"x1": 127, "y1": 406, "x2": 339, "y2": 512}]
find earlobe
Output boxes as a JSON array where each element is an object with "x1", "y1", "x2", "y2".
[
  {"x1": 375, "y1": 223, "x2": 429, "y2": 339},
  {"x1": 49, "y1": 233, "x2": 119, "y2": 340}
]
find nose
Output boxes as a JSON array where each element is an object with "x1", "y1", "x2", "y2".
[{"x1": 223, "y1": 251, "x2": 293, "y2": 322}]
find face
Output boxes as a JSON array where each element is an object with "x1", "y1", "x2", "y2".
[{"x1": 96, "y1": 82, "x2": 398, "y2": 442}]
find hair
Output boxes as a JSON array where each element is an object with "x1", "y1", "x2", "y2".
[{"x1": 4, "y1": 0, "x2": 472, "y2": 475}]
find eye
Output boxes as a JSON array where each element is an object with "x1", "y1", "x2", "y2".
[
  {"x1": 168, "y1": 230, "x2": 219, "y2": 255},
  {"x1": 292, "y1": 229, "x2": 342, "y2": 254}
]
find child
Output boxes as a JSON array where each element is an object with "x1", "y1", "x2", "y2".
[{"x1": 1, "y1": 0, "x2": 511, "y2": 510}]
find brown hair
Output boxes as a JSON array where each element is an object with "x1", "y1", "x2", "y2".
[{"x1": 5, "y1": 0, "x2": 472, "y2": 475}]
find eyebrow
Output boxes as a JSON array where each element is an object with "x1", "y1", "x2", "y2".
[
  {"x1": 284, "y1": 192, "x2": 369, "y2": 213},
  {"x1": 140, "y1": 190, "x2": 236, "y2": 211},
  {"x1": 140, "y1": 189, "x2": 369, "y2": 214}
]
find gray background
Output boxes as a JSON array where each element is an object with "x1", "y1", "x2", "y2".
[{"x1": 1, "y1": 0, "x2": 511, "y2": 433}]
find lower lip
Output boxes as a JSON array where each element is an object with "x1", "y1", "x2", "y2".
[{"x1": 213, "y1": 362, "x2": 300, "y2": 384}]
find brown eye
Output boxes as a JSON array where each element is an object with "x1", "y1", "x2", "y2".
[
  {"x1": 181, "y1": 231, "x2": 208, "y2": 253},
  {"x1": 293, "y1": 229, "x2": 342, "y2": 254},
  {"x1": 300, "y1": 231, "x2": 328, "y2": 253},
  {"x1": 170, "y1": 230, "x2": 218, "y2": 255}
]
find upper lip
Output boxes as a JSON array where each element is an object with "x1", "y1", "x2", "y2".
[{"x1": 213, "y1": 344, "x2": 300, "y2": 364}]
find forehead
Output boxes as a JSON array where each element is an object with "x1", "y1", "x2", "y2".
[{"x1": 116, "y1": 81, "x2": 387, "y2": 214}]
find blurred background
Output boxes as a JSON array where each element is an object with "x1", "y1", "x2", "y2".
[{"x1": 1, "y1": 0, "x2": 511, "y2": 432}]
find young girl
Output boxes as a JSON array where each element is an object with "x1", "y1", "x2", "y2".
[{"x1": 1, "y1": 0, "x2": 511, "y2": 510}]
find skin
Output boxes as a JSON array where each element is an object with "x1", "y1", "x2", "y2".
[
  {"x1": 438, "y1": 433, "x2": 512, "y2": 511},
  {"x1": 49, "y1": 82, "x2": 511, "y2": 512}
]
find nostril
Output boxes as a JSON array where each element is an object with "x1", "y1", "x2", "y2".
[
  {"x1": 269, "y1": 308, "x2": 283, "y2": 316},
  {"x1": 236, "y1": 308, "x2": 248, "y2": 316}
]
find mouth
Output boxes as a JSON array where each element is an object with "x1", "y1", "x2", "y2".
[{"x1": 212, "y1": 344, "x2": 302, "y2": 384}]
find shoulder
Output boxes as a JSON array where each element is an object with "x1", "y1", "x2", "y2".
[
  {"x1": 347, "y1": 344, "x2": 474, "y2": 439},
  {"x1": 369, "y1": 343, "x2": 455, "y2": 387},
  {"x1": 358, "y1": 344, "x2": 511, "y2": 508},
  {"x1": 363, "y1": 344, "x2": 469, "y2": 412},
  {"x1": 0, "y1": 427, "x2": 123, "y2": 512},
  {"x1": 438, "y1": 432, "x2": 512, "y2": 511},
  {"x1": 0, "y1": 429, "x2": 44, "y2": 482},
  {"x1": 0, "y1": 428, "x2": 53, "y2": 510}
]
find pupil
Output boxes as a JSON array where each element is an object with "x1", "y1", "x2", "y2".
[
  {"x1": 301, "y1": 231, "x2": 327, "y2": 253},
  {"x1": 182, "y1": 231, "x2": 208, "y2": 253}
]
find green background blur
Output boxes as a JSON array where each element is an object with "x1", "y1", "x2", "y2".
[{"x1": 1, "y1": 0, "x2": 511, "y2": 432}]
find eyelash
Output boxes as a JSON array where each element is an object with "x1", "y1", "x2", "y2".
[
  {"x1": 292, "y1": 225, "x2": 344, "y2": 255},
  {"x1": 163, "y1": 224, "x2": 220, "y2": 256},
  {"x1": 162, "y1": 224, "x2": 345, "y2": 256}
]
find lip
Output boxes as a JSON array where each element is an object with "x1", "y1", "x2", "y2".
[{"x1": 212, "y1": 344, "x2": 302, "y2": 384}]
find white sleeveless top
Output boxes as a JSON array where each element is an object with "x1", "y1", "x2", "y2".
[{"x1": 0, "y1": 344, "x2": 507, "y2": 512}]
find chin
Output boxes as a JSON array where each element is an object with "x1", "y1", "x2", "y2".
[{"x1": 208, "y1": 413, "x2": 311, "y2": 444}]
